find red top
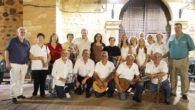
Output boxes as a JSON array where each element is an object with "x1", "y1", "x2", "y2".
[{"x1": 47, "y1": 43, "x2": 62, "y2": 63}]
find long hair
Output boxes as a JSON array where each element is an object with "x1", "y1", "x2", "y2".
[
  {"x1": 136, "y1": 38, "x2": 147, "y2": 55},
  {"x1": 93, "y1": 33, "x2": 103, "y2": 43},
  {"x1": 49, "y1": 33, "x2": 59, "y2": 43},
  {"x1": 119, "y1": 34, "x2": 129, "y2": 48}
]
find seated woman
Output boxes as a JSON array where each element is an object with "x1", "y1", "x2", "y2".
[
  {"x1": 52, "y1": 49, "x2": 74, "y2": 99},
  {"x1": 115, "y1": 54, "x2": 144, "y2": 102},
  {"x1": 145, "y1": 50, "x2": 171, "y2": 105},
  {"x1": 93, "y1": 51, "x2": 115, "y2": 97}
]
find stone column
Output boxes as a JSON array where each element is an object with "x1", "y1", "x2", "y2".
[{"x1": 105, "y1": 20, "x2": 121, "y2": 45}]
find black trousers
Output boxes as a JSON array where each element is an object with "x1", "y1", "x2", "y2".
[
  {"x1": 76, "y1": 75, "x2": 93, "y2": 94},
  {"x1": 0, "y1": 72, "x2": 3, "y2": 84},
  {"x1": 32, "y1": 70, "x2": 47, "y2": 96}
]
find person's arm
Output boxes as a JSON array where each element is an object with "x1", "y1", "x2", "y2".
[
  {"x1": 5, "y1": 50, "x2": 11, "y2": 70},
  {"x1": 187, "y1": 35, "x2": 195, "y2": 51},
  {"x1": 93, "y1": 71, "x2": 102, "y2": 82},
  {"x1": 114, "y1": 73, "x2": 122, "y2": 92}
]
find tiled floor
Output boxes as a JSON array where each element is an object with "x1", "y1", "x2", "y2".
[{"x1": 0, "y1": 79, "x2": 195, "y2": 110}]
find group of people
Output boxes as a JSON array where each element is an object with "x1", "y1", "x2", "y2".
[{"x1": 4, "y1": 23, "x2": 195, "y2": 105}]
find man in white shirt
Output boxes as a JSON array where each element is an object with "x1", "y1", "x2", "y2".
[
  {"x1": 115, "y1": 54, "x2": 144, "y2": 102},
  {"x1": 74, "y1": 49, "x2": 95, "y2": 98},
  {"x1": 74, "y1": 28, "x2": 91, "y2": 58},
  {"x1": 52, "y1": 49, "x2": 74, "y2": 99},
  {"x1": 93, "y1": 51, "x2": 115, "y2": 97},
  {"x1": 145, "y1": 50, "x2": 171, "y2": 105}
]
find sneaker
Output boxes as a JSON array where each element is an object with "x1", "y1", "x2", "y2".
[
  {"x1": 65, "y1": 93, "x2": 71, "y2": 99},
  {"x1": 182, "y1": 95, "x2": 188, "y2": 100},
  {"x1": 12, "y1": 98, "x2": 17, "y2": 104},
  {"x1": 17, "y1": 95, "x2": 26, "y2": 99}
]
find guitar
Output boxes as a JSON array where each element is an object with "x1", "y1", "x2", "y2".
[
  {"x1": 93, "y1": 81, "x2": 107, "y2": 93},
  {"x1": 117, "y1": 75, "x2": 150, "y2": 92}
]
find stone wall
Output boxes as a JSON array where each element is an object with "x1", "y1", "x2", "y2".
[
  {"x1": 23, "y1": 0, "x2": 56, "y2": 44},
  {"x1": 0, "y1": 0, "x2": 23, "y2": 51}
]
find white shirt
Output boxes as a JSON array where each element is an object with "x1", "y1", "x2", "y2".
[
  {"x1": 95, "y1": 61, "x2": 115, "y2": 79},
  {"x1": 131, "y1": 45, "x2": 137, "y2": 55},
  {"x1": 116, "y1": 62, "x2": 140, "y2": 81},
  {"x1": 30, "y1": 44, "x2": 50, "y2": 70},
  {"x1": 136, "y1": 48, "x2": 148, "y2": 66},
  {"x1": 121, "y1": 47, "x2": 130, "y2": 60},
  {"x1": 73, "y1": 58, "x2": 95, "y2": 77},
  {"x1": 74, "y1": 37, "x2": 91, "y2": 58},
  {"x1": 151, "y1": 43, "x2": 168, "y2": 56},
  {"x1": 52, "y1": 58, "x2": 73, "y2": 86},
  {"x1": 145, "y1": 60, "x2": 168, "y2": 84},
  {"x1": 146, "y1": 43, "x2": 154, "y2": 55}
]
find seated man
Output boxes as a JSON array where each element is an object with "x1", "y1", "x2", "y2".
[
  {"x1": 52, "y1": 49, "x2": 74, "y2": 99},
  {"x1": 93, "y1": 51, "x2": 115, "y2": 97},
  {"x1": 74, "y1": 49, "x2": 95, "y2": 98},
  {"x1": 145, "y1": 50, "x2": 171, "y2": 104},
  {"x1": 115, "y1": 54, "x2": 144, "y2": 102}
]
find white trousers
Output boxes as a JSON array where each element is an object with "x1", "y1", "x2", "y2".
[{"x1": 10, "y1": 63, "x2": 28, "y2": 98}]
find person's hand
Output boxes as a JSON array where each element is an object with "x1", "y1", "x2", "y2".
[
  {"x1": 117, "y1": 86, "x2": 123, "y2": 93},
  {"x1": 59, "y1": 77, "x2": 66, "y2": 83},
  {"x1": 147, "y1": 74, "x2": 153, "y2": 79},
  {"x1": 6, "y1": 62, "x2": 12, "y2": 70},
  {"x1": 82, "y1": 78, "x2": 87, "y2": 85},
  {"x1": 103, "y1": 81, "x2": 108, "y2": 88},
  {"x1": 76, "y1": 81, "x2": 80, "y2": 87}
]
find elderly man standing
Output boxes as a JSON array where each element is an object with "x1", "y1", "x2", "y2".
[
  {"x1": 74, "y1": 28, "x2": 91, "y2": 58},
  {"x1": 146, "y1": 50, "x2": 171, "y2": 104},
  {"x1": 168, "y1": 23, "x2": 195, "y2": 100},
  {"x1": 5, "y1": 27, "x2": 30, "y2": 104}
]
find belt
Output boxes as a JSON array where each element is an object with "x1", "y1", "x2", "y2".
[{"x1": 173, "y1": 57, "x2": 186, "y2": 60}]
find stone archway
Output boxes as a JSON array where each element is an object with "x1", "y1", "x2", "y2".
[{"x1": 119, "y1": 0, "x2": 172, "y2": 40}]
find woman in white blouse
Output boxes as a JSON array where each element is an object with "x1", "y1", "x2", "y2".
[
  {"x1": 30, "y1": 33, "x2": 51, "y2": 98},
  {"x1": 130, "y1": 36, "x2": 138, "y2": 56},
  {"x1": 135, "y1": 38, "x2": 149, "y2": 76},
  {"x1": 151, "y1": 34, "x2": 168, "y2": 60},
  {"x1": 119, "y1": 34, "x2": 131, "y2": 63}
]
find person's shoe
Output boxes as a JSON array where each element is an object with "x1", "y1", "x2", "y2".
[
  {"x1": 132, "y1": 97, "x2": 142, "y2": 103},
  {"x1": 65, "y1": 93, "x2": 71, "y2": 99},
  {"x1": 40, "y1": 95, "x2": 46, "y2": 98},
  {"x1": 182, "y1": 95, "x2": 188, "y2": 100},
  {"x1": 171, "y1": 93, "x2": 176, "y2": 97},
  {"x1": 85, "y1": 93, "x2": 91, "y2": 98},
  {"x1": 17, "y1": 95, "x2": 26, "y2": 99},
  {"x1": 165, "y1": 99, "x2": 171, "y2": 105},
  {"x1": 31, "y1": 96, "x2": 38, "y2": 100},
  {"x1": 12, "y1": 98, "x2": 17, "y2": 104},
  {"x1": 107, "y1": 93, "x2": 114, "y2": 98}
]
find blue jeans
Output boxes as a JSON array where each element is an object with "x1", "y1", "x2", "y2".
[
  {"x1": 95, "y1": 80, "x2": 115, "y2": 98},
  {"x1": 55, "y1": 83, "x2": 74, "y2": 98},
  {"x1": 133, "y1": 81, "x2": 144, "y2": 99},
  {"x1": 150, "y1": 80, "x2": 171, "y2": 101}
]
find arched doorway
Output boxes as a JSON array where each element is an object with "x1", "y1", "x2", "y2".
[{"x1": 119, "y1": 0, "x2": 171, "y2": 41}]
